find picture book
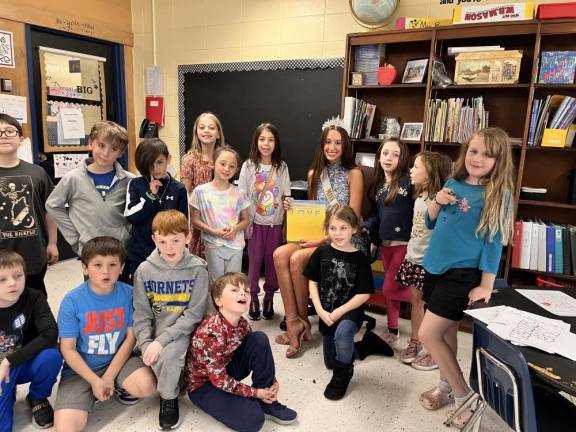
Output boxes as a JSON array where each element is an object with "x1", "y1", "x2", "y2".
[
  {"x1": 286, "y1": 200, "x2": 327, "y2": 243},
  {"x1": 538, "y1": 51, "x2": 576, "y2": 84}
]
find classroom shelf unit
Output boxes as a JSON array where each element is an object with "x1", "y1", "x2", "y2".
[{"x1": 341, "y1": 19, "x2": 576, "y2": 291}]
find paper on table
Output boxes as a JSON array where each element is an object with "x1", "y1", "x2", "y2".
[
  {"x1": 555, "y1": 331, "x2": 576, "y2": 361},
  {"x1": 516, "y1": 289, "x2": 576, "y2": 317},
  {"x1": 464, "y1": 305, "x2": 507, "y2": 324}
]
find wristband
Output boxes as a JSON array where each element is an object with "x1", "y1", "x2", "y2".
[
  {"x1": 146, "y1": 191, "x2": 158, "y2": 201},
  {"x1": 433, "y1": 196, "x2": 441, "y2": 206}
]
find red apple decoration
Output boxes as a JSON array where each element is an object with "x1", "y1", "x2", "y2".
[{"x1": 378, "y1": 64, "x2": 397, "y2": 85}]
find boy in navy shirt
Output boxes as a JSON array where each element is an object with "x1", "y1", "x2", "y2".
[
  {"x1": 0, "y1": 250, "x2": 61, "y2": 431},
  {"x1": 54, "y1": 237, "x2": 156, "y2": 431}
]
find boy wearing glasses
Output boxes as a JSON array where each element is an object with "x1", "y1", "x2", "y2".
[{"x1": 0, "y1": 114, "x2": 58, "y2": 296}]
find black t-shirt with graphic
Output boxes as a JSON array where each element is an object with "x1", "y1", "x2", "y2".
[
  {"x1": 0, "y1": 161, "x2": 54, "y2": 274},
  {"x1": 304, "y1": 244, "x2": 374, "y2": 333}
]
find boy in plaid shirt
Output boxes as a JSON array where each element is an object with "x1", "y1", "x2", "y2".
[{"x1": 184, "y1": 272, "x2": 297, "y2": 432}]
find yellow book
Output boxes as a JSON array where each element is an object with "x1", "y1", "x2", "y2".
[{"x1": 286, "y1": 200, "x2": 327, "y2": 243}]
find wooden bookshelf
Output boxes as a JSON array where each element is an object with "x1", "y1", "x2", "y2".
[
  {"x1": 509, "y1": 268, "x2": 576, "y2": 283},
  {"x1": 342, "y1": 19, "x2": 576, "y2": 292}
]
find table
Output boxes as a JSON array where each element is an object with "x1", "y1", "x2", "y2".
[{"x1": 478, "y1": 286, "x2": 576, "y2": 397}]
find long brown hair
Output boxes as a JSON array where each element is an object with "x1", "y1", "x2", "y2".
[
  {"x1": 412, "y1": 151, "x2": 453, "y2": 198},
  {"x1": 453, "y1": 127, "x2": 515, "y2": 244},
  {"x1": 248, "y1": 123, "x2": 283, "y2": 169},
  {"x1": 187, "y1": 112, "x2": 225, "y2": 156},
  {"x1": 371, "y1": 138, "x2": 410, "y2": 205},
  {"x1": 308, "y1": 126, "x2": 356, "y2": 199}
]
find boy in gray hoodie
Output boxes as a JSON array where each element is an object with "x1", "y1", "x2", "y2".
[
  {"x1": 133, "y1": 209, "x2": 209, "y2": 431},
  {"x1": 45, "y1": 121, "x2": 134, "y2": 273}
]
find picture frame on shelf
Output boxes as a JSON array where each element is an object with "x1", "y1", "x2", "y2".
[
  {"x1": 351, "y1": 72, "x2": 364, "y2": 86},
  {"x1": 400, "y1": 122, "x2": 423, "y2": 141},
  {"x1": 379, "y1": 116, "x2": 401, "y2": 139},
  {"x1": 402, "y1": 58, "x2": 428, "y2": 83}
]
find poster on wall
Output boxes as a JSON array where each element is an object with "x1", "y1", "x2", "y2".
[
  {"x1": 53, "y1": 153, "x2": 88, "y2": 178},
  {"x1": 0, "y1": 30, "x2": 15, "y2": 68}
]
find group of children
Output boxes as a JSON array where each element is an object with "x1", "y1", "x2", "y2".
[{"x1": 0, "y1": 107, "x2": 516, "y2": 431}]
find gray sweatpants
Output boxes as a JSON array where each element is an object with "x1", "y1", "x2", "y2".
[
  {"x1": 152, "y1": 336, "x2": 190, "y2": 399},
  {"x1": 204, "y1": 246, "x2": 243, "y2": 283}
]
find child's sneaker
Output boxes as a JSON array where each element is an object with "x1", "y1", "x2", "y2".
[
  {"x1": 400, "y1": 339, "x2": 422, "y2": 364},
  {"x1": 26, "y1": 394, "x2": 54, "y2": 429},
  {"x1": 412, "y1": 352, "x2": 439, "y2": 371},
  {"x1": 262, "y1": 295, "x2": 274, "y2": 320},
  {"x1": 261, "y1": 401, "x2": 297, "y2": 425},
  {"x1": 115, "y1": 387, "x2": 140, "y2": 405},
  {"x1": 249, "y1": 300, "x2": 261, "y2": 321},
  {"x1": 159, "y1": 397, "x2": 180, "y2": 430},
  {"x1": 381, "y1": 331, "x2": 400, "y2": 351}
]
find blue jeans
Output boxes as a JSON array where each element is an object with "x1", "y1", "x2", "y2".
[
  {"x1": 322, "y1": 319, "x2": 358, "y2": 369},
  {"x1": 0, "y1": 348, "x2": 62, "y2": 432},
  {"x1": 189, "y1": 331, "x2": 275, "y2": 432}
]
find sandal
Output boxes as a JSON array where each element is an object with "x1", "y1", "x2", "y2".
[
  {"x1": 446, "y1": 408, "x2": 475, "y2": 429},
  {"x1": 418, "y1": 386, "x2": 454, "y2": 410},
  {"x1": 285, "y1": 317, "x2": 308, "y2": 358},
  {"x1": 275, "y1": 332, "x2": 290, "y2": 345}
]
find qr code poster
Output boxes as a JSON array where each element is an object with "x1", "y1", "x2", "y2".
[{"x1": 0, "y1": 30, "x2": 15, "y2": 68}]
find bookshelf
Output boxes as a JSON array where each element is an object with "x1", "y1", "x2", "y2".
[{"x1": 342, "y1": 19, "x2": 576, "y2": 292}]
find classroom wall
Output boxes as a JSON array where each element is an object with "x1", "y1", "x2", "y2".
[
  {"x1": 0, "y1": 0, "x2": 136, "y2": 168},
  {"x1": 131, "y1": 0, "x2": 571, "y2": 177}
]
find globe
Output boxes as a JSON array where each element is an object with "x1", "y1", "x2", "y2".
[{"x1": 350, "y1": 0, "x2": 399, "y2": 28}]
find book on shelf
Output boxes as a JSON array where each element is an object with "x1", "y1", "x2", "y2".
[
  {"x1": 343, "y1": 96, "x2": 376, "y2": 139},
  {"x1": 353, "y1": 45, "x2": 382, "y2": 86},
  {"x1": 513, "y1": 220, "x2": 575, "y2": 276},
  {"x1": 447, "y1": 46, "x2": 503, "y2": 56},
  {"x1": 425, "y1": 97, "x2": 488, "y2": 143},
  {"x1": 529, "y1": 94, "x2": 576, "y2": 146},
  {"x1": 538, "y1": 51, "x2": 576, "y2": 84}
]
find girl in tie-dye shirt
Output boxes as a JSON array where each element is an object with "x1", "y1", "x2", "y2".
[{"x1": 190, "y1": 147, "x2": 250, "y2": 284}]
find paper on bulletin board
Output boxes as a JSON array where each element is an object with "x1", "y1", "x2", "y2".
[
  {"x1": 59, "y1": 108, "x2": 85, "y2": 139},
  {"x1": 17, "y1": 138, "x2": 33, "y2": 164},
  {"x1": 146, "y1": 66, "x2": 163, "y2": 96},
  {"x1": 0, "y1": 94, "x2": 27, "y2": 123},
  {"x1": 53, "y1": 153, "x2": 88, "y2": 178},
  {"x1": 0, "y1": 30, "x2": 15, "y2": 68},
  {"x1": 286, "y1": 200, "x2": 327, "y2": 242}
]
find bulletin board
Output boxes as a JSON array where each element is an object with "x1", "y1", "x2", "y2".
[
  {"x1": 178, "y1": 59, "x2": 344, "y2": 181},
  {"x1": 39, "y1": 47, "x2": 107, "y2": 153}
]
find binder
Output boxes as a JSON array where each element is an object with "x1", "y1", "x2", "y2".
[
  {"x1": 145, "y1": 96, "x2": 165, "y2": 127},
  {"x1": 545, "y1": 225, "x2": 555, "y2": 273},
  {"x1": 520, "y1": 220, "x2": 533, "y2": 269},
  {"x1": 570, "y1": 227, "x2": 576, "y2": 276},
  {"x1": 529, "y1": 222, "x2": 539, "y2": 270},
  {"x1": 554, "y1": 225, "x2": 564, "y2": 273},
  {"x1": 562, "y1": 227, "x2": 572, "y2": 275},
  {"x1": 511, "y1": 220, "x2": 523, "y2": 268},
  {"x1": 537, "y1": 222, "x2": 547, "y2": 272}
]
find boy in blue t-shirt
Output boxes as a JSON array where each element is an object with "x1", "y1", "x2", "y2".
[{"x1": 54, "y1": 237, "x2": 156, "y2": 431}]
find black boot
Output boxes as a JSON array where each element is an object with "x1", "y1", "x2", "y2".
[
  {"x1": 355, "y1": 330, "x2": 394, "y2": 360},
  {"x1": 324, "y1": 360, "x2": 354, "y2": 400}
]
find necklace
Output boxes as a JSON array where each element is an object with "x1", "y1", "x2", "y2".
[{"x1": 150, "y1": 175, "x2": 172, "y2": 204}]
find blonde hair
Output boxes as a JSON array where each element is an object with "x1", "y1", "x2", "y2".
[
  {"x1": 413, "y1": 151, "x2": 453, "y2": 198},
  {"x1": 324, "y1": 204, "x2": 358, "y2": 234},
  {"x1": 188, "y1": 112, "x2": 225, "y2": 156},
  {"x1": 453, "y1": 127, "x2": 515, "y2": 244}
]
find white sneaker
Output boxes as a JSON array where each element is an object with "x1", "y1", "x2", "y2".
[{"x1": 381, "y1": 331, "x2": 401, "y2": 350}]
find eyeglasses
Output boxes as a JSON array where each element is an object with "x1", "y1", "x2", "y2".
[{"x1": 0, "y1": 129, "x2": 19, "y2": 138}]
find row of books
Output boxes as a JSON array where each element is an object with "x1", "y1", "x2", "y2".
[
  {"x1": 353, "y1": 45, "x2": 380, "y2": 86},
  {"x1": 424, "y1": 97, "x2": 489, "y2": 144},
  {"x1": 343, "y1": 97, "x2": 376, "y2": 139},
  {"x1": 538, "y1": 51, "x2": 576, "y2": 85},
  {"x1": 512, "y1": 220, "x2": 576, "y2": 276},
  {"x1": 528, "y1": 94, "x2": 576, "y2": 146}
]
